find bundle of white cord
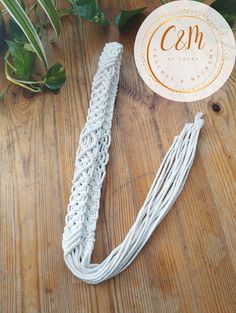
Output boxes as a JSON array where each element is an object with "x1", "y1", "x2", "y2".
[{"x1": 62, "y1": 42, "x2": 204, "y2": 284}]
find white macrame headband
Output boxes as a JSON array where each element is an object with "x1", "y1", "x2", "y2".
[{"x1": 62, "y1": 42, "x2": 204, "y2": 284}]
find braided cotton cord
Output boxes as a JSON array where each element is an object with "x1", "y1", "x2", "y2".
[{"x1": 62, "y1": 42, "x2": 204, "y2": 284}]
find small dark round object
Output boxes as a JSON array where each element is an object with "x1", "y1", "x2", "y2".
[
  {"x1": 211, "y1": 102, "x2": 221, "y2": 113},
  {"x1": 23, "y1": 89, "x2": 36, "y2": 100}
]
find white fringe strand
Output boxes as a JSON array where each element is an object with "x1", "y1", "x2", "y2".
[{"x1": 62, "y1": 42, "x2": 204, "y2": 284}]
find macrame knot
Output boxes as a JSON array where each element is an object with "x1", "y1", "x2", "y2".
[{"x1": 62, "y1": 42, "x2": 204, "y2": 284}]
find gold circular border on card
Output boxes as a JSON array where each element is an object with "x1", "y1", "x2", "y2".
[{"x1": 146, "y1": 15, "x2": 224, "y2": 94}]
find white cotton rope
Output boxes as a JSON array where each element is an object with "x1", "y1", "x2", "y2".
[{"x1": 62, "y1": 42, "x2": 204, "y2": 284}]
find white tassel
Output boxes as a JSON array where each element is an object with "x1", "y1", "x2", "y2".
[{"x1": 62, "y1": 42, "x2": 204, "y2": 284}]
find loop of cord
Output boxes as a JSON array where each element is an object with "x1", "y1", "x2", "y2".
[{"x1": 62, "y1": 42, "x2": 204, "y2": 284}]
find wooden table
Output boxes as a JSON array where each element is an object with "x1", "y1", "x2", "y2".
[{"x1": 0, "y1": 1, "x2": 235, "y2": 312}]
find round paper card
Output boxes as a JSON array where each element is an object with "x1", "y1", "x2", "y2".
[{"x1": 134, "y1": 0, "x2": 236, "y2": 102}]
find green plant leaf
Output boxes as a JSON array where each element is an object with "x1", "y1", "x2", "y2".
[
  {"x1": 5, "y1": 67, "x2": 43, "y2": 93},
  {"x1": 210, "y1": 0, "x2": 236, "y2": 27},
  {"x1": 4, "y1": 51, "x2": 44, "y2": 92},
  {"x1": 221, "y1": 14, "x2": 236, "y2": 27},
  {"x1": 45, "y1": 63, "x2": 66, "y2": 91},
  {"x1": 69, "y1": 0, "x2": 109, "y2": 25},
  {"x1": 115, "y1": 7, "x2": 147, "y2": 29},
  {"x1": 37, "y1": 0, "x2": 61, "y2": 38},
  {"x1": 57, "y1": 7, "x2": 74, "y2": 17},
  {"x1": 0, "y1": 0, "x2": 48, "y2": 69},
  {"x1": 0, "y1": 11, "x2": 6, "y2": 50},
  {"x1": 19, "y1": 0, "x2": 25, "y2": 10},
  {"x1": 8, "y1": 18, "x2": 27, "y2": 43},
  {"x1": 23, "y1": 42, "x2": 36, "y2": 53},
  {"x1": 211, "y1": 0, "x2": 236, "y2": 14},
  {"x1": 6, "y1": 40, "x2": 35, "y2": 80}
]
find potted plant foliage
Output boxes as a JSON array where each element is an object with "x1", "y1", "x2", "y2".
[{"x1": 0, "y1": 0, "x2": 235, "y2": 97}]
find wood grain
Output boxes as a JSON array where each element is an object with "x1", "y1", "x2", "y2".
[{"x1": 0, "y1": 1, "x2": 235, "y2": 312}]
